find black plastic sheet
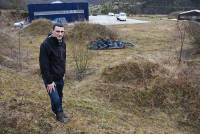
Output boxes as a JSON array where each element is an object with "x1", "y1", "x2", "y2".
[{"x1": 88, "y1": 39, "x2": 134, "y2": 50}]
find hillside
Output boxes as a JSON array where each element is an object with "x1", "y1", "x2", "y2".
[
  {"x1": 1, "y1": 0, "x2": 200, "y2": 14},
  {"x1": 1, "y1": 11, "x2": 200, "y2": 133},
  {"x1": 100, "y1": 0, "x2": 200, "y2": 14}
]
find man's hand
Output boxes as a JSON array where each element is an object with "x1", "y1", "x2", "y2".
[{"x1": 47, "y1": 82, "x2": 56, "y2": 93}]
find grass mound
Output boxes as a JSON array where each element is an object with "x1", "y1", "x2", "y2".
[
  {"x1": 22, "y1": 19, "x2": 53, "y2": 36},
  {"x1": 101, "y1": 60, "x2": 159, "y2": 83},
  {"x1": 67, "y1": 23, "x2": 118, "y2": 43},
  {"x1": 91, "y1": 62, "x2": 200, "y2": 128}
]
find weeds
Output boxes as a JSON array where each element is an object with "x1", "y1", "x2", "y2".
[
  {"x1": 176, "y1": 21, "x2": 187, "y2": 63},
  {"x1": 1, "y1": 13, "x2": 199, "y2": 133},
  {"x1": 71, "y1": 42, "x2": 90, "y2": 81}
]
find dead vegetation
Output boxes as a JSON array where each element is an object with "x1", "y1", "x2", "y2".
[
  {"x1": 66, "y1": 23, "x2": 118, "y2": 80},
  {"x1": 0, "y1": 9, "x2": 27, "y2": 28},
  {"x1": 0, "y1": 31, "x2": 19, "y2": 68},
  {"x1": 176, "y1": 20, "x2": 200, "y2": 60},
  {"x1": 22, "y1": 19, "x2": 53, "y2": 36},
  {"x1": 186, "y1": 21, "x2": 200, "y2": 44},
  {"x1": 1, "y1": 12, "x2": 200, "y2": 133},
  {"x1": 67, "y1": 23, "x2": 118, "y2": 43},
  {"x1": 101, "y1": 59, "x2": 160, "y2": 83},
  {"x1": 90, "y1": 58, "x2": 200, "y2": 129},
  {"x1": 186, "y1": 21, "x2": 200, "y2": 54},
  {"x1": 0, "y1": 31, "x2": 16, "y2": 49},
  {"x1": 0, "y1": 69, "x2": 56, "y2": 134}
]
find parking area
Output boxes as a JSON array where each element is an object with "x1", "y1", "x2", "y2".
[{"x1": 89, "y1": 15, "x2": 149, "y2": 25}]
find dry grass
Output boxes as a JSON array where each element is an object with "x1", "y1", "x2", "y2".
[
  {"x1": 186, "y1": 21, "x2": 200, "y2": 44},
  {"x1": 0, "y1": 9, "x2": 25, "y2": 28},
  {"x1": 82, "y1": 58, "x2": 200, "y2": 131},
  {"x1": 0, "y1": 31, "x2": 16, "y2": 49},
  {"x1": 22, "y1": 19, "x2": 53, "y2": 36},
  {"x1": 67, "y1": 22, "x2": 118, "y2": 43},
  {"x1": 185, "y1": 21, "x2": 200, "y2": 54},
  {"x1": 101, "y1": 59, "x2": 160, "y2": 83},
  {"x1": 1, "y1": 13, "x2": 200, "y2": 134},
  {"x1": 0, "y1": 31, "x2": 19, "y2": 69},
  {"x1": 0, "y1": 68, "x2": 51, "y2": 133}
]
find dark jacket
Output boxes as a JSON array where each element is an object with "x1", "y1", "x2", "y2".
[{"x1": 39, "y1": 35, "x2": 66, "y2": 84}]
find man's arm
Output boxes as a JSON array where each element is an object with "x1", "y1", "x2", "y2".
[
  {"x1": 39, "y1": 43, "x2": 53, "y2": 85},
  {"x1": 39, "y1": 43, "x2": 57, "y2": 93}
]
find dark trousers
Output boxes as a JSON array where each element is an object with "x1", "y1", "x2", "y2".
[{"x1": 44, "y1": 79, "x2": 64, "y2": 114}]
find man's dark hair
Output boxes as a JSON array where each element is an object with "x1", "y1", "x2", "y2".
[{"x1": 53, "y1": 23, "x2": 64, "y2": 30}]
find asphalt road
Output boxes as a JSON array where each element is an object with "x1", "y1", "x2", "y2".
[{"x1": 89, "y1": 15, "x2": 149, "y2": 25}]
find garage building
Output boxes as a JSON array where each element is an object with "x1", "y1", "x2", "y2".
[{"x1": 28, "y1": 0, "x2": 89, "y2": 23}]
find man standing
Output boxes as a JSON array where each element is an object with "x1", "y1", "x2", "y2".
[{"x1": 39, "y1": 23, "x2": 69, "y2": 123}]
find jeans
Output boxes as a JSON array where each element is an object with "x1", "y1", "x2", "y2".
[{"x1": 44, "y1": 79, "x2": 64, "y2": 114}]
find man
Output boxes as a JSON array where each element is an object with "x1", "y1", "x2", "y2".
[{"x1": 39, "y1": 23, "x2": 69, "y2": 123}]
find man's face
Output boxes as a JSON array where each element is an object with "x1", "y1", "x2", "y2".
[{"x1": 52, "y1": 26, "x2": 65, "y2": 40}]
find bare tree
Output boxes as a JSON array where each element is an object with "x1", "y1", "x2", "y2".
[
  {"x1": 176, "y1": 21, "x2": 187, "y2": 63},
  {"x1": 72, "y1": 42, "x2": 90, "y2": 81}
]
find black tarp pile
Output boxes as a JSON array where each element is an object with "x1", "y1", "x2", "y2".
[{"x1": 88, "y1": 39, "x2": 135, "y2": 50}]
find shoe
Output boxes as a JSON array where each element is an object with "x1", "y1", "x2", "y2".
[{"x1": 56, "y1": 112, "x2": 69, "y2": 123}]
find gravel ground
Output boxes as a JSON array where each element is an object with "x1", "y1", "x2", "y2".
[{"x1": 89, "y1": 15, "x2": 149, "y2": 25}]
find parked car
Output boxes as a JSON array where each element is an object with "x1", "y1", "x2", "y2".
[
  {"x1": 116, "y1": 12, "x2": 127, "y2": 21},
  {"x1": 108, "y1": 12, "x2": 114, "y2": 16},
  {"x1": 14, "y1": 21, "x2": 24, "y2": 27}
]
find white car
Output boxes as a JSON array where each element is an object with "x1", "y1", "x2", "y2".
[
  {"x1": 14, "y1": 21, "x2": 24, "y2": 27},
  {"x1": 108, "y1": 12, "x2": 114, "y2": 16},
  {"x1": 116, "y1": 12, "x2": 127, "y2": 21}
]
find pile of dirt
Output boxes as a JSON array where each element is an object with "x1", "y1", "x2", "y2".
[
  {"x1": 67, "y1": 23, "x2": 118, "y2": 43},
  {"x1": 22, "y1": 19, "x2": 53, "y2": 36},
  {"x1": 101, "y1": 60, "x2": 160, "y2": 83}
]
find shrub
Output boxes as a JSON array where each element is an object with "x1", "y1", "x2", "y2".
[{"x1": 71, "y1": 43, "x2": 90, "y2": 81}]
